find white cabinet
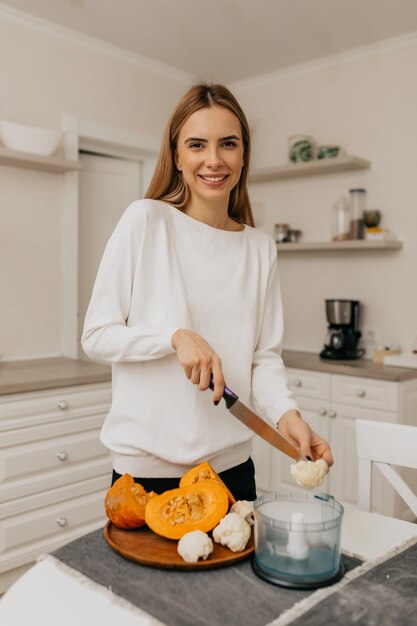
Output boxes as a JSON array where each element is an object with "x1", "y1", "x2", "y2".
[
  {"x1": 0, "y1": 382, "x2": 112, "y2": 593},
  {"x1": 252, "y1": 368, "x2": 417, "y2": 519}
]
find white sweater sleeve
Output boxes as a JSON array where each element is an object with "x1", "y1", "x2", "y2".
[
  {"x1": 251, "y1": 243, "x2": 298, "y2": 425},
  {"x1": 81, "y1": 205, "x2": 178, "y2": 363}
]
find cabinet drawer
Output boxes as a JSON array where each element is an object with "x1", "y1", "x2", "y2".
[
  {"x1": 0, "y1": 485, "x2": 107, "y2": 558},
  {"x1": 331, "y1": 375, "x2": 398, "y2": 412},
  {"x1": 1, "y1": 413, "x2": 106, "y2": 447},
  {"x1": 0, "y1": 383, "x2": 111, "y2": 431},
  {"x1": 0, "y1": 429, "x2": 108, "y2": 485},
  {"x1": 0, "y1": 458, "x2": 112, "y2": 505},
  {"x1": 287, "y1": 368, "x2": 330, "y2": 400}
]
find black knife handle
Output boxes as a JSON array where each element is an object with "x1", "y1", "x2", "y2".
[{"x1": 209, "y1": 375, "x2": 239, "y2": 410}]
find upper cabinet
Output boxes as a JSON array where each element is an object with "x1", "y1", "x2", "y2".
[{"x1": 249, "y1": 155, "x2": 370, "y2": 183}]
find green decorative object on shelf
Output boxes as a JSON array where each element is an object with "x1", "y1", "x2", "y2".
[
  {"x1": 288, "y1": 135, "x2": 315, "y2": 163},
  {"x1": 317, "y1": 145, "x2": 342, "y2": 159},
  {"x1": 289, "y1": 139, "x2": 313, "y2": 163}
]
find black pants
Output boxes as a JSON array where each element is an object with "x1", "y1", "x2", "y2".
[{"x1": 111, "y1": 457, "x2": 257, "y2": 501}]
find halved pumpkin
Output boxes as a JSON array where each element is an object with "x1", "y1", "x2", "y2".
[
  {"x1": 105, "y1": 473, "x2": 156, "y2": 529},
  {"x1": 145, "y1": 481, "x2": 228, "y2": 540},
  {"x1": 179, "y1": 461, "x2": 236, "y2": 505}
]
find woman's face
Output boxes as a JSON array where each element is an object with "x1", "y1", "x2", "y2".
[{"x1": 175, "y1": 105, "x2": 244, "y2": 210}]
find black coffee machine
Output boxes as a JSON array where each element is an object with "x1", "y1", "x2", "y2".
[{"x1": 320, "y1": 299, "x2": 365, "y2": 360}]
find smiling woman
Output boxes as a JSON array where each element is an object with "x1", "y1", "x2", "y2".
[{"x1": 81, "y1": 82, "x2": 333, "y2": 501}]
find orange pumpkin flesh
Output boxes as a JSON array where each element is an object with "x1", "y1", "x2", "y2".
[
  {"x1": 105, "y1": 473, "x2": 156, "y2": 529},
  {"x1": 145, "y1": 481, "x2": 228, "y2": 540},
  {"x1": 179, "y1": 461, "x2": 236, "y2": 505}
]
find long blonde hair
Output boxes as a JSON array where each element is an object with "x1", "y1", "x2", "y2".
[{"x1": 145, "y1": 83, "x2": 254, "y2": 226}]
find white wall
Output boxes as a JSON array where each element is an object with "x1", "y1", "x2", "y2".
[
  {"x1": 0, "y1": 12, "x2": 189, "y2": 360},
  {"x1": 233, "y1": 36, "x2": 417, "y2": 355},
  {"x1": 2, "y1": 10, "x2": 416, "y2": 361}
]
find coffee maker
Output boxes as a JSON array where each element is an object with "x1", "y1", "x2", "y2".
[{"x1": 320, "y1": 299, "x2": 365, "y2": 360}]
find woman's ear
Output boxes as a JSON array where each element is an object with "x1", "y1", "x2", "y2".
[{"x1": 175, "y1": 152, "x2": 182, "y2": 171}]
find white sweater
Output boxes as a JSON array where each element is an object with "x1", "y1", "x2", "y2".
[{"x1": 82, "y1": 199, "x2": 297, "y2": 477}]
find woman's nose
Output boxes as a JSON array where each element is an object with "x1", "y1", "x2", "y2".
[{"x1": 205, "y1": 148, "x2": 223, "y2": 167}]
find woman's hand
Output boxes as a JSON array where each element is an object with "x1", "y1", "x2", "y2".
[
  {"x1": 277, "y1": 409, "x2": 334, "y2": 467},
  {"x1": 171, "y1": 329, "x2": 225, "y2": 403}
]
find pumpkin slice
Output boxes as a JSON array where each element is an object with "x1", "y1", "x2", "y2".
[
  {"x1": 145, "y1": 481, "x2": 228, "y2": 540},
  {"x1": 105, "y1": 473, "x2": 156, "y2": 529},
  {"x1": 180, "y1": 461, "x2": 236, "y2": 505}
]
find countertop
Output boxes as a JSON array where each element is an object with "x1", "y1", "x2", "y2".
[
  {"x1": 0, "y1": 356, "x2": 111, "y2": 396},
  {"x1": 1, "y1": 351, "x2": 416, "y2": 396},
  {"x1": 282, "y1": 349, "x2": 417, "y2": 382}
]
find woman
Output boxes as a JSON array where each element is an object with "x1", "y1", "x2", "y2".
[{"x1": 82, "y1": 83, "x2": 333, "y2": 500}]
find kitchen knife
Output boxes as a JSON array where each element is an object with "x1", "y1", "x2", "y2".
[{"x1": 209, "y1": 377, "x2": 306, "y2": 462}]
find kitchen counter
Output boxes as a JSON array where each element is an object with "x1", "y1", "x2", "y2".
[
  {"x1": 0, "y1": 356, "x2": 111, "y2": 395},
  {"x1": 1, "y1": 352, "x2": 415, "y2": 396},
  {"x1": 282, "y1": 349, "x2": 417, "y2": 382}
]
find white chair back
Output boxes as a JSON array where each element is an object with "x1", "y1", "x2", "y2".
[{"x1": 356, "y1": 419, "x2": 417, "y2": 517}]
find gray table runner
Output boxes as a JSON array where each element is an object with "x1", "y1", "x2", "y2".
[
  {"x1": 288, "y1": 537, "x2": 417, "y2": 626},
  {"x1": 52, "y1": 529, "x2": 361, "y2": 626}
]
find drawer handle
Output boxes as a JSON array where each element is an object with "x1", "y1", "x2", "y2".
[
  {"x1": 319, "y1": 408, "x2": 327, "y2": 416},
  {"x1": 57, "y1": 400, "x2": 68, "y2": 410},
  {"x1": 356, "y1": 389, "x2": 366, "y2": 398},
  {"x1": 329, "y1": 410, "x2": 337, "y2": 418},
  {"x1": 56, "y1": 451, "x2": 67, "y2": 462},
  {"x1": 56, "y1": 517, "x2": 67, "y2": 528},
  {"x1": 293, "y1": 379, "x2": 302, "y2": 388}
]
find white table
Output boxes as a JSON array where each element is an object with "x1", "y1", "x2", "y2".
[{"x1": 1, "y1": 510, "x2": 417, "y2": 626}]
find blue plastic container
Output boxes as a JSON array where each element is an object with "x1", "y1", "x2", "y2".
[{"x1": 253, "y1": 492, "x2": 344, "y2": 589}]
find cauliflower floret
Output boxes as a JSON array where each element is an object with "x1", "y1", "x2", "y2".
[
  {"x1": 212, "y1": 512, "x2": 251, "y2": 552},
  {"x1": 177, "y1": 530, "x2": 213, "y2": 563},
  {"x1": 290, "y1": 459, "x2": 328, "y2": 489},
  {"x1": 230, "y1": 500, "x2": 255, "y2": 526}
]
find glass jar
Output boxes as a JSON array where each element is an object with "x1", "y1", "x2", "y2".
[
  {"x1": 349, "y1": 188, "x2": 366, "y2": 239},
  {"x1": 274, "y1": 223, "x2": 289, "y2": 243},
  {"x1": 331, "y1": 195, "x2": 350, "y2": 241}
]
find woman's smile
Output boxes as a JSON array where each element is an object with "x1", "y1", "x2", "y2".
[{"x1": 198, "y1": 173, "x2": 230, "y2": 186}]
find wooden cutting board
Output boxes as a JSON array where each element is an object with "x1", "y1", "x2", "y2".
[{"x1": 104, "y1": 521, "x2": 255, "y2": 571}]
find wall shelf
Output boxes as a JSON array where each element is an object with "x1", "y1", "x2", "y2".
[
  {"x1": 276, "y1": 240, "x2": 402, "y2": 252},
  {"x1": 0, "y1": 146, "x2": 81, "y2": 173},
  {"x1": 249, "y1": 155, "x2": 370, "y2": 183}
]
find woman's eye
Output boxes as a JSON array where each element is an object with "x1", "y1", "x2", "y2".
[
  {"x1": 222, "y1": 141, "x2": 237, "y2": 148},
  {"x1": 189, "y1": 142, "x2": 204, "y2": 149}
]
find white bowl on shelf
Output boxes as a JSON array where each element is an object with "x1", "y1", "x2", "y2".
[{"x1": 0, "y1": 120, "x2": 62, "y2": 156}]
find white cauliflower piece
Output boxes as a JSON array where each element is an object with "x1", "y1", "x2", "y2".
[
  {"x1": 212, "y1": 512, "x2": 251, "y2": 552},
  {"x1": 177, "y1": 530, "x2": 213, "y2": 563},
  {"x1": 230, "y1": 500, "x2": 255, "y2": 526},
  {"x1": 290, "y1": 459, "x2": 328, "y2": 489}
]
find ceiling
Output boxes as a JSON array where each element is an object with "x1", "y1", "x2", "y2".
[{"x1": 2, "y1": 0, "x2": 417, "y2": 83}]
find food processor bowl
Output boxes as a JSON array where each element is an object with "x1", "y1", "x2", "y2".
[{"x1": 252, "y1": 492, "x2": 344, "y2": 589}]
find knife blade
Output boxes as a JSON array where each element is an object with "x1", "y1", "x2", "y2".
[{"x1": 209, "y1": 377, "x2": 305, "y2": 462}]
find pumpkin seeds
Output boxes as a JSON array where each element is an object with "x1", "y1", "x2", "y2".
[{"x1": 161, "y1": 490, "x2": 206, "y2": 526}]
